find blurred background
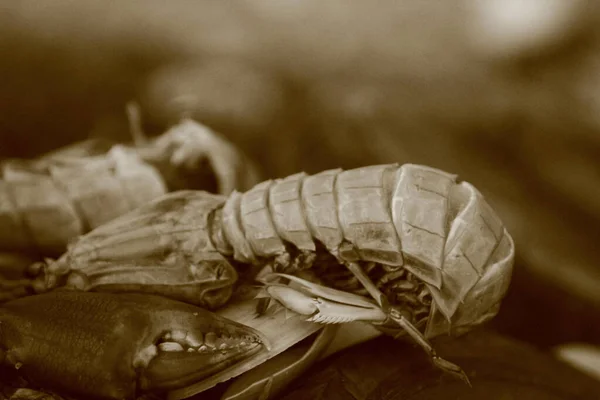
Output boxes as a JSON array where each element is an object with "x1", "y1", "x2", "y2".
[{"x1": 1, "y1": 0, "x2": 600, "y2": 380}]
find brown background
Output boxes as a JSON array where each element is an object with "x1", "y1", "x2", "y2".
[{"x1": 1, "y1": 0, "x2": 599, "y2": 358}]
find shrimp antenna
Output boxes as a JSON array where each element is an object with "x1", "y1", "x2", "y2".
[{"x1": 125, "y1": 101, "x2": 147, "y2": 146}]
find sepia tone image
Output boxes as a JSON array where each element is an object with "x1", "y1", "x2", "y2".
[{"x1": 1, "y1": 1, "x2": 599, "y2": 399}]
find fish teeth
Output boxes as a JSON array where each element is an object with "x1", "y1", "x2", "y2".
[
  {"x1": 214, "y1": 335, "x2": 231, "y2": 350},
  {"x1": 160, "y1": 331, "x2": 211, "y2": 352},
  {"x1": 205, "y1": 332, "x2": 217, "y2": 348},
  {"x1": 222, "y1": 334, "x2": 237, "y2": 348},
  {"x1": 244, "y1": 335, "x2": 258, "y2": 343},
  {"x1": 159, "y1": 342, "x2": 184, "y2": 352},
  {"x1": 186, "y1": 333, "x2": 203, "y2": 348},
  {"x1": 170, "y1": 330, "x2": 187, "y2": 341}
]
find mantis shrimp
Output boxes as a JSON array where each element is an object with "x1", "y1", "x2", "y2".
[
  {"x1": 0, "y1": 115, "x2": 259, "y2": 302},
  {"x1": 0, "y1": 116, "x2": 259, "y2": 256}
]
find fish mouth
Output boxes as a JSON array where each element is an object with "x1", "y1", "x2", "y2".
[{"x1": 139, "y1": 324, "x2": 268, "y2": 392}]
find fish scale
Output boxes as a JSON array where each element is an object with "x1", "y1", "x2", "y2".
[{"x1": 0, "y1": 292, "x2": 267, "y2": 400}]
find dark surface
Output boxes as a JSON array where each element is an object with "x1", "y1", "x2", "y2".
[
  {"x1": 277, "y1": 329, "x2": 600, "y2": 400},
  {"x1": 3, "y1": 328, "x2": 599, "y2": 400},
  {"x1": 492, "y1": 257, "x2": 600, "y2": 349}
]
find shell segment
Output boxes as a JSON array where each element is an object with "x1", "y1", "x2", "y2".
[
  {"x1": 46, "y1": 146, "x2": 165, "y2": 231},
  {"x1": 48, "y1": 155, "x2": 132, "y2": 230},
  {"x1": 457, "y1": 232, "x2": 514, "y2": 322},
  {"x1": 0, "y1": 180, "x2": 36, "y2": 250},
  {"x1": 0, "y1": 147, "x2": 167, "y2": 254},
  {"x1": 301, "y1": 168, "x2": 344, "y2": 252},
  {"x1": 268, "y1": 172, "x2": 316, "y2": 252},
  {"x1": 425, "y1": 232, "x2": 514, "y2": 337},
  {"x1": 42, "y1": 191, "x2": 237, "y2": 309},
  {"x1": 105, "y1": 146, "x2": 167, "y2": 210},
  {"x1": 239, "y1": 179, "x2": 287, "y2": 258},
  {"x1": 0, "y1": 174, "x2": 83, "y2": 252},
  {"x1": 427, "y1": 181, "x2": 513, "y2": 321},
  {"x1": 335, "y1": 164, "x2": 404, "y2": 265},
  {"x1": 222, "y1": 191, "x2": 255, "y2": 263},
  {"x1": 392, "y1": 164, "x2": 457, "y2": 289}
]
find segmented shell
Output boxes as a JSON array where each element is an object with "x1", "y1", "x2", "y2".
[
  {"x1": 218, "y1": 163, "x2": 514, "y2": 331},
  {"x1": 0, "y1": 147, "x2": 166, "y2": 254}
]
